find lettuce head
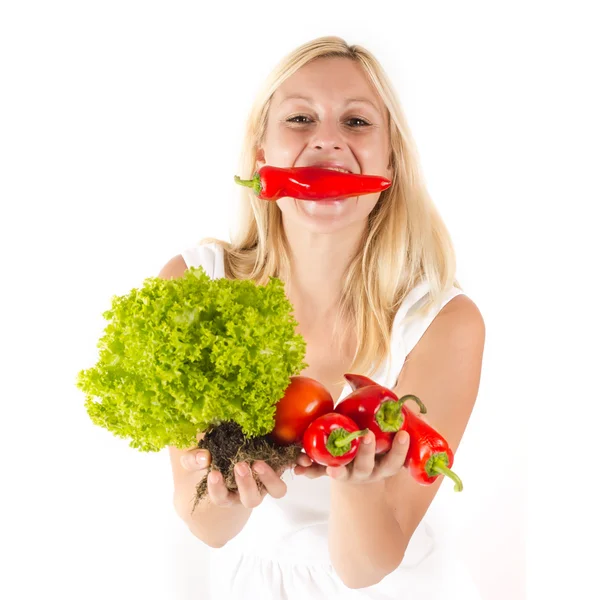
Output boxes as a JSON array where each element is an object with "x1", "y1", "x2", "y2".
[{"x1": 76, "y1": 266, "x2": 307, "y2": 452}]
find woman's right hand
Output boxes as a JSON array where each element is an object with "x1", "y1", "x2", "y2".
[{"x1": 180, "y1": 448, "x2": 289, "y2": 509}]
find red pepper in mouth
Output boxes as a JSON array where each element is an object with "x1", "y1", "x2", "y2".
[
  {"x1": 302, "y1": 413, "x2": 369, "y2": 467},
  {"x1": 402, "y1": 408, "x2": 463, "y2": 492},
  {"x1": 336, "y1": 380, "x2": 427, "y2": 454},
  {"x1": 234, "y1": 166, "x2": 392, "y2": 201}
]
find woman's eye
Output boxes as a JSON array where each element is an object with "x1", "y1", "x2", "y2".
[
  {"x1": 285, "y1": 116, "x2": 371, "y2": 127},
  {"x1": 346, "y1": 117, "x2": 370, "y2": 127},
  {"x1": 287, "y1": 115, "x2": 312, "y2": 124}
]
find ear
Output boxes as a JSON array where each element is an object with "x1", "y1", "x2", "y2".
[
  {"x1": 255, "y1": 147, "x2": 266, "y2": 171},
  {"x1": 386, "y1": 151, "x2": 395, "y2": 180}
]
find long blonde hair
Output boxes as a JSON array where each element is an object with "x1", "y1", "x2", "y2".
[{"x1": 200, "y1": 36, "x2": 461, "y2": 385}]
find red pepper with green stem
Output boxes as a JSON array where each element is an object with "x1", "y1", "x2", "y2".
[
  {"x1": 402, "y1": 407, "x2": 463, "y2": 491},
  {"x1": 234, "y1": 166, "x2": 392, "y2": 201},
  {"x1": 335, "y1": 383, "x2": 427, "y2": 454},
  {"x1": 302, "y1": 413, "x2": 369, "y2": 467}
]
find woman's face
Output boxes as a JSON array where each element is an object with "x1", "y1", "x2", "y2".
[{"x1": 257, "y1": 57, "x2": 392, "y2": 233}]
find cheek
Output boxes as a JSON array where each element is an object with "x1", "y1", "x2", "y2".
[
  {"x1": 264, "y1": 126, "x2": 304, "y2": 166},
  {"x1": 354, "y1": 136, "x2": 390, "y2": 173},
  {"x1": 354, "y1": 193, "x2": 381, "y2": 216}
]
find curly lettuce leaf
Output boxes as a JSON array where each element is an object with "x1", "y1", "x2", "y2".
[{"x1": 76, "y1": 266, "x2": 307, "y2": 452}]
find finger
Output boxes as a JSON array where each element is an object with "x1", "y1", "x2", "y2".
[
  {"x1": 326, "y1": 464, "x2": 349, "y2": 480},
  {"x1": 234, "y1": 462, "x2": 263, "y2": 508},
  {"x1": 252, "y1": 461, "x2": 287, "y2": 499},
  {"x1": 180, "y1": 449, "x2": 211, "y2": 473},
  {"x1": 295, "y1": 463, "x2": 327, "y2": 479},
  {"x1": 207, "y1": 470, "x2": 237, "y2": 507},
  {"x1": 373, "y1": 430, "x2": 410, "y2": 479},
  {"x1": 348, "y1": 431, "x2": 376, "y2": 480},
  {"x1": 296, "y1": 453, "x2": 313, "y2": 468}
]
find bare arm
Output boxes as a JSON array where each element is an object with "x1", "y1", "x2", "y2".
[
  {"x1": 168, "y1": 438, "x2": 253, "y2": 548},
  {"x1": 160, "y1": 254, "x2": 289, "y2": 548},
  {"x1": 329, "y1": 476, "x2": 406, "y2": 587},
  {"x1": 326, "y1": 295, "x2": 485, "y2": 588}
]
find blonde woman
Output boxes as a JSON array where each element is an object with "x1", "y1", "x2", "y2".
[{"x1": 163, "y1": 37, "x2": 486, "y2": 600}]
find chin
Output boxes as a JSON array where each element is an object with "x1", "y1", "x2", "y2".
[
  {"x1": 278, "y1": 196, "x2": 378, "y2": 230},
  {"x1": 296, "y1": 217, "x2": 353, "y2": 235},
  {"x1": 282, "y1": 205, "x2": 366, "y2": 236}
]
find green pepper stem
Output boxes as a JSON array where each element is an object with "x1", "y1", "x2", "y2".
[
  {"x1": 397, "y1": 394, "x2": 427, "y2": 414},
  {"x1": 234, "y1": 175, "x2": 254, "y2": 188},
  {"x1": 234, "y1": 173, "x2": 262, "y2": 196},
  {"x1": 430, "y1": 459, "x2": 463, "y2": 492},
  {"x1": 333, "y1": 428, "x2": 370, "y2": 448},
  {"x1": 377, "y1": 400, "x2": 403, "y2": 432}
]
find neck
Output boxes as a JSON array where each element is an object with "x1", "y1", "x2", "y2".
[{"x1": 282, "y1": 220, "x2": 366, "y2": 323}]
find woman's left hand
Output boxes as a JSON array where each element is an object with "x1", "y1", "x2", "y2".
[{"x1": 294, "y1": 429, "x2": 410, "y2": 484}]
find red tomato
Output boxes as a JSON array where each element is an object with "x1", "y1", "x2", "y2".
[{"x1": 269, "y1": 376, "x2": 334, "y2": 445}]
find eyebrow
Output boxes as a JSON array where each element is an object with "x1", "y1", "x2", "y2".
[{"x1": 278, "y1": 95, "x2": 380, "y2": 111}]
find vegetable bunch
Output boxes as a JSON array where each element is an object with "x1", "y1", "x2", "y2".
[
  {"x1": 272, "y1": 374, "x2": 463, "y2": 491},
  {"x1": 76, "y1": 266, "x2": 307, "y2": 452}
]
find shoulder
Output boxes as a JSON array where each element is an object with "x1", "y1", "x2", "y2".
[
  {"x1": 158, "y1": 242, "x2": 225, "y2": 281},
  {"x1": 400, "y1": 291, "x2": 485, "y2": 419},
  {"x1": 157, "y1": 254, "x2": 188, "y2": 280},
  {"x1": 431, "y1": 293, "x2": 485, "y2": 352},
  {"x1": 435, "y1": 293, "x2": 485, "y2": 334},
  {"x1": 405, "y1": 292, "x2": 485, "y2": 378}
]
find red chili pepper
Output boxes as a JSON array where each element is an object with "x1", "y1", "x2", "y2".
[
  {"x1": 402, "y1": 408, "x2": 463, "y2": 492},
  {"x1": 234, "y1": 166, "x2": 392, "y2": 201},
  {"x1": 335, "y1": 384, "x2": 427, "y2": 454},
  {"x1": 302, "y1": 413, "x2": 369, "y2": 467}
]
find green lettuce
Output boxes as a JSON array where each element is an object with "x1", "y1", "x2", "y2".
[{"x1": 76, "y1": 266, "x2": 307, "y2": 452}]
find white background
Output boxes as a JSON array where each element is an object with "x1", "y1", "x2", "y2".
[{"x1": 1, "y1": 1, "x2": 598, "y2": 599}]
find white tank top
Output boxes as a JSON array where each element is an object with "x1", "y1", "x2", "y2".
[{"x1": 180, "y1": 242, "x2": 481, "y2": 600}]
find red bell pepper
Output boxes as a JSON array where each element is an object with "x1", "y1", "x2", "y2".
[
  {"x1": 302, "y1": 413, "x2": 369, "y2": 467},
  {"x1": 402, "y1": 407, "x2": 463, "y2": 491},
  {"x1": 335, "y1": 384, "x2": 427, "y2": 454},
  {"x1": 234, "y1": 166, "x2": 392, "y2": 201}
]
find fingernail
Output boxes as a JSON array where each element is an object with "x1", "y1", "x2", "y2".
[
  {"x1": 363, "y1": 432, "x2": 374, "y2": 444},
  {"x1": 253, "y1": 462, "x2": 265, "y2": 475},
  {"x1": 398, "y1": 432, "x2": 409, "y2": 445},
  {"x1": 196, "y1": 452, "x2": 208, "y2": 466},
  {"x1": 235, "y1": 463, "x2": 249, "y2": 477},
  {"x1": 208, "y1": 471, "x2": 220, "y2": 484}
]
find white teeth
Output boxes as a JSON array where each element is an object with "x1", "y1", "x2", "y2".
[{"x1": 320, "y1": 167, "x2": 350, "y2": 173}]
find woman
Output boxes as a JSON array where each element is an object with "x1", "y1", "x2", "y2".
[{"x1": 163, "y1": 36, "x2": 485, "y2": 599}]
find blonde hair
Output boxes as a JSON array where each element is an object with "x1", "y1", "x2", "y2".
[{"x1": 200, "y1": 36, "x2": 461, "y2": 385}]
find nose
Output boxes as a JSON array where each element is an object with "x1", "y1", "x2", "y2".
[{"x1": 310, "y1": 118, "x2": 345, "y2": 151}]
